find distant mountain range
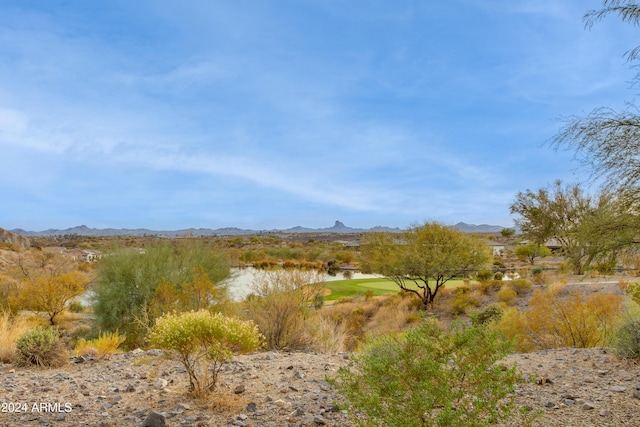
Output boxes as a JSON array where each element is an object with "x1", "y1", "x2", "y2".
[{"x1": 9, "y1": 221, "x2": 508, "y2": 237}]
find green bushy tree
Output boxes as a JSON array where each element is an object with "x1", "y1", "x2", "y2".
[
  {"x1": 361, "y1": 222, "x2": 490, "y2": 310},
  {"x1": 93, "y1": 241, "x2": 230, "y2": 348},
  {"x1": 515, "y1": 243, "x2": 551, "y2": 265}
]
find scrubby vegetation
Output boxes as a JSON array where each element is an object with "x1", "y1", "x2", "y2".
[
  {"x1": 614, "y1": 318, "x2": 640, "y2": 359},
  {"x1": 149, "y1": 310, "x2": 262, "y2": 396},
  {"x1": 498, "y1": 283, "x2": 623, "y2": 352},
  {"x1": 244, "y1": 268, "x2": 324, "y2": 350},
  {"x1": 92, "y1": 240, "x2": 231, "y2": 347},
  {"x1": 332, "y1": 320, "x2": 520, "y2": 427},
  {"x1": 73, "y1": 330, "x2": 126, "y2": 359},
  {"x1": 13, "y1": 326, "x2": 68, "y2": 368},
  {"x1": 0, "y1": 311, "x2": 36, "y2": 362},
  {"x1": 1, "y1": 222, "x2": 640, "y2": 426}
]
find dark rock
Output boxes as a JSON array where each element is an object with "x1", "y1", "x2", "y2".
[
  {"x1": 313, "y1": 414, "x2": 326, "y2": 425},
  {"x1": 142, "y1": 410, "x2": 166, "y2": 427}
]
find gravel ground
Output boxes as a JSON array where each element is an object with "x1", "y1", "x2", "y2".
[
  {"x1": 1, "y1": 346, "x2": 639, "y2": 427},
  {"x1": 498, "y1": 347, "x2": 640, "y2": 427}
]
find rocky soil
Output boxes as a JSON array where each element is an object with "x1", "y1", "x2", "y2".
[
  {"x1": 500, "y1": 347, "x2": 640, "y2": 426},
  {"x1": 0, "y1": 349, "x2": 354, "y2": 427},
  {"x1": 1, "y1": 346, "x2": 639, "y2": 427}
]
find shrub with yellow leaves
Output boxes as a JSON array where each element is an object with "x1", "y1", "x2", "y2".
[{"x1": 498, "y1": 283, "x2": 623, "y2": 352}]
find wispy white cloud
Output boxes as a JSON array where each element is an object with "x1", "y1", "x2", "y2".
[{"x1": 0, "y1": 0, "x2": 631, "y2": 230}]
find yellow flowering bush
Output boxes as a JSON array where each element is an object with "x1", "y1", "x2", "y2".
[{"x1": 150, "y1": 310, "x2": 262, "y2": 396}]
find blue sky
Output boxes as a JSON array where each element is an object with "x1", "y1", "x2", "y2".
[{"x1": 0, "y1": 1, "x2": 636, "y2": 231}]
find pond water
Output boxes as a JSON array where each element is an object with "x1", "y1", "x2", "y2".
[
  {"x1": 224, "y1": 267, "x2": 379, "y2": 300},
  {"x1": 78, "y1": 268, "x2": 378, "y2": 305}
]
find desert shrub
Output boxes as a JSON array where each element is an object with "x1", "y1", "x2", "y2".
[
  {"x1": 530, "y1": 266, "x2": 543, "y2": 277},
  {"x1": 494, "y1": 272, "x2": 504, "y2": 281},
  {"x1": 478, "y1": 280, "x2": 503, "y2": 295},
  {"x1": 244, "y1": 269, "x2": 324, "y2": 350},
  {"x1": 316, "y1": 294, "x2": 422, "y2": 351},
  {"x1": 364, "y1": 294, "x2": 423, "y2": 338},
  {"x1": 313, "y1": 293, "x2": 325, "y2": 309},
  {"x1": 495, "y1": 287, "x2": 517, "y2": 305},
  {"x1": 332, "y1": 320, "x2": 520, "y2": 427},
  {"x1": 74, "y1": 330, "x2": 126, "y2": 359},
  {"x1": 450, "y1": 286, "x2": 480, "y2": 315},
  {"x1": 559, "y1": 262, "x2": 573, "y2": 274},
  {"x1": 508, "y1": 279, "x2": 532, "y2": 296},
  {"x1": 614, "y1": 319, "x2": 640, "y2": 359},
  {"x1": 0, "y1": 312, "x2": 34, "y2": 363},
  {"x1": 498, "y1": 284, "x2": 623, "y2": 352},
  {"x1": 593, "y1": 261, "x2": 616, "y2": 276},
  {"x1": 470, "y1": 303, "x2": 504, "y2": 326},
  {"x1": 626, "y1": 282, "x2": 640, "y2": 306},
  {"x1": 150, "y1": 310, "x2": 261, "y2": 396},
  {"x1": 0, "y1": 275, "x2": 19, "y2": 314},
  {"x1": 13, "y1": 327, "x2": 68, "y2": 368},
  {"x1": 67, "y1": 300, "x2": 85, "y2": 313},
  {"x1": 476, "y1": 270, "x2": 494, "y2": 283},
  {"x1": 364, "y1": 289, "x2": 376, "y2": 301},
  {"x1": 531, "y1": 272, "x2": 549, "y2": 286}
]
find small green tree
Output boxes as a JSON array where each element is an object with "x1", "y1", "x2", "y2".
[
  {"x1": 500, "y1": 228, "x2": 516, "y2": 239},
  {"x1": 150, "y1": 310, "x2": 262, "y2": 396},
  {"x1": 515, "y1": 243, "x2": 552, "y2": 265},
  {"x1": 332, "y1": 320, "x2": 519, "y2": 427},
  {"x1": 360, "y1": 222, "x2": 490, "y2": 310}
]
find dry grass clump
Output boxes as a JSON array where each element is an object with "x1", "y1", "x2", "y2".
[
  {"x1": 317, "y1": 293, "x2": 422, "y2": 350},
  {"x1": 244, "y1": 269, "x2": 325, "y2": 351},
  {"x1": 0, "y1": 311, "x2": 35, "y2": 363},
  {"x1": 498, "y1": 282, "x2": 623, "y2": 352},
  {"x1": 208, "y1": 389, "x2": 249, "y2": 412},
  {"x1": 73, "y1": 330, "x2": 126, "y2": 359},
  {"x1": 309, "y1": 313, "x2": 351, "y2": 353}
]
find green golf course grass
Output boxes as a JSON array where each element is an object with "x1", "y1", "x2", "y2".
[{"x1": 323, "y1": 277, "x2": 470, "y2": 301}]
